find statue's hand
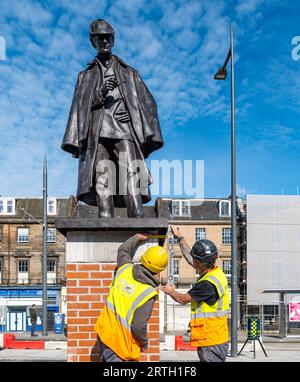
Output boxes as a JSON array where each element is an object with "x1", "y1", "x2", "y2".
[
  {"x1": 99, "y1": 77, "x2": 118, "y2": 96},
  {"x1": 115, "y1": 110, "x2": 131, "y2": 123}
]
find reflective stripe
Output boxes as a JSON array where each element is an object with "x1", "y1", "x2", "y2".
[
  {"x1": 115, "y1": 263, "x2": 132, "y2": 278},
  {"x1": 205, "y1": 275, "x2": 225, "y2": 296},
  {"x1": 191, "y1": 310, "x2": 228, "y2": 319},
  {"x1": 106, "y1": 300, "x2": 131, "y2": 331},
  {"x1": 111, "y1": 263, "x2": 132, "y2": 287},
  {"x1": 126, "y1": 287, "x2": 156, "y2": 322},
  {"x1": 217, "y1": 296, "x2": 223, "y2": 311}
]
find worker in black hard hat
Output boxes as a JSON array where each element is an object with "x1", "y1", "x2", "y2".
[{"x1": 160, "y1": 227, "x2": 229, "y2": 362}]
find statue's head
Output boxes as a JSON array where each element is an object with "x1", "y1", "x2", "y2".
[{"x1": 89, "y1": 19, "x2": 115, "y2": 54}]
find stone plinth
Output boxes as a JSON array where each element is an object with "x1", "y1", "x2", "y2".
[{"x1": 56, "y1": 217, "x2": 168, "y2": 362}]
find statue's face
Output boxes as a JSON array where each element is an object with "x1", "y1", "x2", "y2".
[{"x1": 93, "y1": 34, "x2": 114, "y2": 54}]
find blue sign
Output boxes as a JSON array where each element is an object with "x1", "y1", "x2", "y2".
[
  {"x1": 54, "y1": 313, "x2": 63, "y2": 334},
  {"x1": 0, "y1": 288, "x2": 58, "y2": 298}
]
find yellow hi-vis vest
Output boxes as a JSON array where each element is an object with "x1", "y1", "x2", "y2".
[
  {"x1": 94, "y1": 263, "x2": 158, "y2": 361},
  {"x1": 190, "y1": 266, "x2": 229, "y2": 347}
]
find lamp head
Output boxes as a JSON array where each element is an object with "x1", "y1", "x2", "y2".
[{"x1": 214, "y1": 66, "x2": 227, "y2": 80}]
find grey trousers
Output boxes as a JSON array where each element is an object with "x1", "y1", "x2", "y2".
[
  {"x1": 97, "y1": 336, "x2": 125, "y2": 362},
  {"x1": 197, "y1": 342, "x2": 229, "y2": 362},
  {"x1": 95, "y1": 138, "x2": 143, "y2": 218}
]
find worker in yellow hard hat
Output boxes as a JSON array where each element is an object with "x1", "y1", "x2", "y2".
[{"x1": 94, "y1": 233, "x2": 168, "y2": 362}]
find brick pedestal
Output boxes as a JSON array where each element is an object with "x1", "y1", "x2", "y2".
[{"x1": 56, "y1": 218, "x2": 168, "y2": 362}]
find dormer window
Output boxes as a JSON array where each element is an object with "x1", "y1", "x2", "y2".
[
  {"x1": 0, "y1": 198, "x2": 15, "y2": 215},
  {"x1": 47, "y1": 198, "x2": 57, "y2": 215},
  {"x1": 171, "y1": 200, "x2": 191, "y2": 217},
  {"x1": 219, "y1": 200, "x2": 230, "y2": 217}
]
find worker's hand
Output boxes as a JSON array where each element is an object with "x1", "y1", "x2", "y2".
[
  {"x1": 171, "y1": 226, "x2": 181, "y2": 239},
  {"x1": 160, "y1": 284, "x2": 176, "y2": 295},
  {"x1": 137, "y1": 233, "x2": 149, "y2": 241}
]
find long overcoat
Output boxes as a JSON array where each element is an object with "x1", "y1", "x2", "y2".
[{"x1": 61, "y1": 55, "x2": 163, "y2": 207}]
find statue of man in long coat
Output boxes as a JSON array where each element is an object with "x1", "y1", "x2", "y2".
[{"x1": 61, "y1": 19, "x2": 163, "y2": 218}]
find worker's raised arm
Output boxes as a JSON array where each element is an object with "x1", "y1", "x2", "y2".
[
  {"x1": 171, "y1": 227, "x2": 195, "y2": 268},
  {"x1": 117, "y1": 233, "x2": 149, "y2": 268}
]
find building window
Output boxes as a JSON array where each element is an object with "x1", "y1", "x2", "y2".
[
  {"x1": 219, "y1": 200, "x2": 230, "y2": 217},
  {"x1": 171, "y1": 200, "x2": 190, "y2": 217},
  {"x1": 18, "y1": 260, "x2": 29, "y2": 284},
  {"x1": 0, "y1": 258, "x2": 2, "y2": 284},
  {"x1": 173, "y1": 259, "x2": 179, "y2": 284},
  {"x1": 195, "y1": 228, "x2": 206, "y2": 241},
  {"x1": 47, "y1": 259, "x2": 56, "y2": 272},
  {"x1": 222, "y1": 260, "x2": 231, "y2": 285},
  {"x1": 47, "y1": 198, "x2": 57, "y2": 215},
  {"x1": 222, "y1": 228, "x2": 232, "y2": 245},
  {"x1": 17, "y1": 228, "x2": 29, "y2": 243},
  {"x1": 0, "y1": 198, "x2": 15, "y2": 215},
  {"x1": 47, "y1": 259, "x2": 57, "y2": 284},
  {"x1": 47, "y1": 228, "x2": 56, "y2": 243}
]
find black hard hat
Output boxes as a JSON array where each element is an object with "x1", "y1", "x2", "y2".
[
  {"x1": 190, "y1": 240, "x2": 218, "y2": 262},
  {"x1": 89, "y1": 19, "x2": 115, "y2": 36}
]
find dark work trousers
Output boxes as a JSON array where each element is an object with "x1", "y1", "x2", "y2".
[
  {"x1": 31, "y1": 320, "x2": 37, "y2": 336},
  {"x1": 95, "y1": 138, "x2": 143, "y2": 218},
  {"x1": 97, "y1": 336, "x2": 125, "y2": 362},
  {"x1": 197, "y1": 342, "x2": 229, "y2": 362}
]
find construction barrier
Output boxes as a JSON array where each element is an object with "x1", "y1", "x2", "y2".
[
  {"x1": 175, "y1": 336, "x2": 195, "y2": 351},
  {"x1": 3, "y1": 333, "x2": 45, "y2": 349}
]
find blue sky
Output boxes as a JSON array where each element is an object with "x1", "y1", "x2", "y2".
[{"x1": 0, "y1": 0, "x2": 300, "y2": 200}]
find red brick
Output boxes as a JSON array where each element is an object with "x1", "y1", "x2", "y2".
[
  {"x1": 90, "y1": 288, "x2": 103, "y2": 294},
  {"x1": 66, "y1": 325, "x2": 78, "y2": 332},
  {"x1": 101, "y1": 264, "x2": 116, "y2": 270},
  {"x1": 79, "y1": 280, "x2": 101, "y2": 287},
  {"x1": 148, "y1": 324, "x2": 159, "y2": 332},
  {"x1": 78, "y1": 355, "x2": 91, "y2": 362},
  {"x1": 67, "y1": 264, "x2": 77, "y2": 271},
  {"x1": 69, "y1": 347, "x2": 90, "y2": 355},
  {"x1": 67, "y1": 295, "x2": 78, "y2": 302},
  {"x1": 68, "y1": 318, "x2": 89, "y2": 325},
  {"x1": 149, "y1": 355, "x2": 160, "y2": 361},
  {"x1": 78, "y1": 340, "x2": 97, "y2": 347},
  {"x1": 90, "y1": 303, "x2": 103, "y2": 309},
  {"x1": 101, "y1": 279, "x2": 112, "y2": 286},
  {"x1": 92, "y1": 271, "x2": 113, "y2": 278},
  {"x1": 79, "y1": 295, "x2": 101, "y2": 301},
  {"x1": 78, "y1": 264, "x2": 100, "y2": 271},
  {"x1": 68, "y1": 332, "x2": 90, "y2": 339},
  {"x1": 149, "y1": 339, "x2": 160, "y2": 347},
  {"x1": 67, "y1": 288, "x2": 89, "y2": 295},
  {"x1": 67, "y1": 272, "x2": 90, "y2": 279},
  {"x1": 79, "y1": 310, "x2": 99, "y2": 317},
  {"x1": 68, "y1": 303, "x2": 89, "y2": 310},
  {"x1": 68, "y1": 310, "x2": 78, "y2": 317},
  {"x1": 68, "y1": 355, "x2": 78, "y2": 362},
  {"x1": 148, "y1": 332, "x2": 159, "y2": 338},
  {"x1": 67, "y1": 340, "x2": 78, "y2": 347},
  {"x1": 89, "y1": 317, "x2": 98, "y2": 325},
  {"x1": 66, "y1": 280, "x2": 77, "y2": 287},
  {"x1": 78, "y1": 325, "x2": 95, "y2": 332}
]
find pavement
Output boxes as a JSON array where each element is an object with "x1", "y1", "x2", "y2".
[
  {"x1": 160, "y1": 342, "x2": 300, "y2": 362},
  {"x1": 0, "y1": 331, "x2": 300, "y2": 362}
]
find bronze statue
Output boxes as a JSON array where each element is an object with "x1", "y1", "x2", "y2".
[{"x1": 62, "y1": 19, "x2": 163, "y2": 218}]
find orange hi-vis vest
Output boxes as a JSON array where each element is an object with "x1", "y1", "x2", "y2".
[
  {"x1": 94, "y1": 263, "x2": 158, "y2": 361},
  {"x1": 190, "y1": 266, "x2": 229, "y2": 347}
]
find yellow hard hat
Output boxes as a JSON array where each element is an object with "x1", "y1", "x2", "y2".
[{"x1": 141, "y1": 246, "x2": 168, "y2": 274}]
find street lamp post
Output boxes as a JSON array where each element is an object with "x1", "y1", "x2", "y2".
[
  {"x1": 42, "y1": 156, "x2": 48, "y2": 336},
  {"x1": 214, "y1": 26, "x2": 238, "y2": 357}
]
